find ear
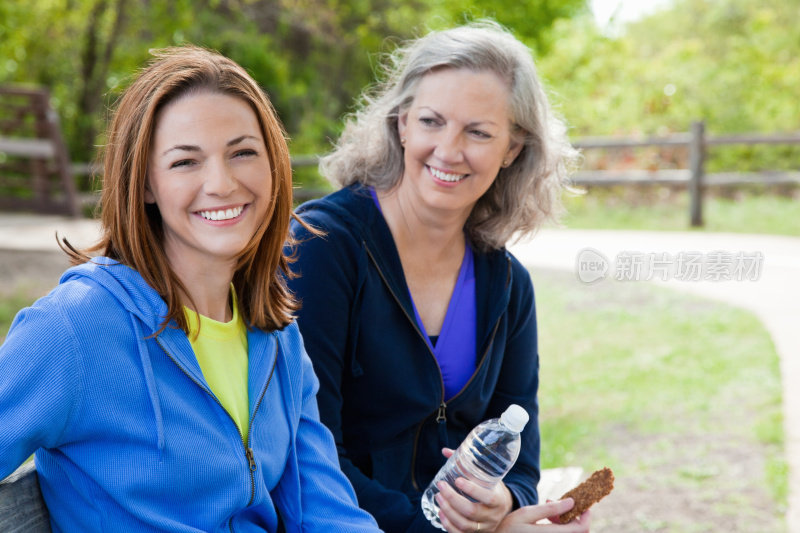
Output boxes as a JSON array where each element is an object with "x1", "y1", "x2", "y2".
[
  {"x1": 504, "y1": 140, "x2": 524, "y2": 167},
  {"x1": 397, "y1": 110, "x2": 409, "y2": 140},
  {"x1": 144, "y1": 179, "x2": 155, "y2": 204}
]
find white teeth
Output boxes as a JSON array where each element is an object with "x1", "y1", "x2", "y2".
[
  {"x1": 429, "y1": 166, "x2": 466, "y2": 182},
  {"x1": 199, "y1": 206, "x2": 243, "y2": 221}
]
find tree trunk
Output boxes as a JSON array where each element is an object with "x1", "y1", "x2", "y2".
[{"x1": 75, "y1": 0, "x2": 127, "y2": 160}]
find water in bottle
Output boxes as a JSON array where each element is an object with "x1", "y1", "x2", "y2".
[{"x1": 421, "y1": 404, "x2": 529, "y2": 530}]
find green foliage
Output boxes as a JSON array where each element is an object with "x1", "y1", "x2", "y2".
[
  {"x1": 426, "y1": 0, "x2": 587, "y2": 53},
  {"x1": 7, "y1": 0, "x2": 798, "y2": 183},
  {"x1": 0, "y1": 0, "x2": 583, "y2": 187},
  {"x1": 538, "y1": 0, "x2": 800, "y2": 172}
]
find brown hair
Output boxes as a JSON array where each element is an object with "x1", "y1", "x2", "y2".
[{"x1": 64, "y1": 45, "x2": 298, "y2": 333}]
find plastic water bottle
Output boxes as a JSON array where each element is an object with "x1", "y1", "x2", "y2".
[{"x1": 421, "y1": 404, "x2": 529, "y2": 530}]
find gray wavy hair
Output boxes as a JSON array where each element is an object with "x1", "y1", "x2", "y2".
[{"x1": 319, "y1": 20, "x2": 580, "y2": 251}]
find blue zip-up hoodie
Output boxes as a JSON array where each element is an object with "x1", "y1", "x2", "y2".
[
  {"x1": 0, "y1": 258, "x2": 382, "y2": 533},
  {"x1": 288, "y1": 185, "x2": 541, "y2": 533}
]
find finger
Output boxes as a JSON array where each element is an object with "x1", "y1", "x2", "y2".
[
  {"x1": 436, "y1": 483, "x2": 478, "y2": 532},
  {"x1": 438, "y1": 511, "x2": 457, "y2": 533},
  {"x1": 549, "y1": 497, "x2": 576, "y2": 522},
  {"x1": 507, "y1": 498, "x2": 573, "y2": 524},
  {"x1": 551, "y1": 509, "x2": 592, "y2": 532},
  {"x1": 438, "y1": 481, "x2": 477, "y2": 518},
  {"x1": 455, "y1": 479, "x2": 515, "y2": 531},
  {"x1": 437, "y1": 511, "x2": 474, "y2": 533},
  {"x1": 453, "y1": 476, "x2": 494, "y2": 505},
  {"x1": 442, "y1": 447, "x2": 455, "y2": 458},
  {"x1": 496, "y1": 505, "x2": 550, "y2": 528},
  {"x1": 544, "y1": 498, "x2": 555, "y2": 518},
  {"x1": 436, "y1": 494, "x2": 467, "y2": 533},
  {"x1": 443, "y1": 478, "x2": 484, "y2": 520},
  {"x1": 575, "y1": 509, "x2": 592, "y2": 530}
]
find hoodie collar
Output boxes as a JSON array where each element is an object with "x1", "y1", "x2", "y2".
[
  {"x1": 60, "y1": 257, "x2": 169, "y2": 336},
  {"x1": 303, "y1": 184, "x2": 514, "y2": 349},
  {"x1": 60, "y1": 258, "x2": 207, "y2": 382}
]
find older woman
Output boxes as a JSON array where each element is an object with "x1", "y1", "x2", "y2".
[{"x1": 289, "y1": 22, "x2": 587, "y2": 533}]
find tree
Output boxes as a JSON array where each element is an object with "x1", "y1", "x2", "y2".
[
  {"x1": 537, "y1": 0, "x2": 800, "y2": 171},
  {"x1": 1, "y1": 0, "x2": 590, "y2": 182},
  {"x1": 428, "y1": 0, "x2": 589, "y2": 53}
]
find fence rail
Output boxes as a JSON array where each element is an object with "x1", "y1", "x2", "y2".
[
  {"x1": 0, "y1": 86, "x2": 79, "y2": 216},
  {"x1": 571, "y1": 130, "x2": 800, "y2": 149},
  {"x1": 65, "y1": 120, "x2": 800, "y2": 225},
  {"x1": 570, "y1": 121, "x2": 800, "y2": 226}
]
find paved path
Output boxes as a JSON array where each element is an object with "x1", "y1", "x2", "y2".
[
  {"x1": 0, "y1": 214, "x2": 100, "y2": 252},
  {"x1": 510, "y1": 229, "x2": 800, "y2": 532},
  {"x1": 1, "y1": 214, "x2": 799, "y2": 529}
]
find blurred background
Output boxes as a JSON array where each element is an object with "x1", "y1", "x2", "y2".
[{"x1": 1, "y1": 0, "x2": 798, "y2": 226}]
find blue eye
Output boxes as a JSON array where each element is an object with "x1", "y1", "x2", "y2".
[{"x1": 419, "y1": 117, "x2": 439, "y2": 127}]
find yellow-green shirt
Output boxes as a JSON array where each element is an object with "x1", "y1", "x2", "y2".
[{"x1": 184, "y1": 291, "x2": 249, "y2": 439}]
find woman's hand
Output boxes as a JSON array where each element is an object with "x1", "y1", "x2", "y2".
[
  {"x1": 433, "y1": 448, "x2": 591, "y2": 532},
  {"x1": 434, "y1": 447, "x2": 514, "y2": 532},
  {"x1": 435, "y1": 477, "x2": 514, "y2": 532},
  {"x1": 495, "y1": 499, "x2": 591, "y2": 532}
]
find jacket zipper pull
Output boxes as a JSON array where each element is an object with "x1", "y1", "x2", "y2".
[
  {"x1": 436, "y1": 402, "x2": 447, "y2": 423},
  {"x1": 436, "y1": 402, "x2": 450, "y2": 448},
  {"x1": 246, "y1": 447, "x2": 257, "y2": 472}
]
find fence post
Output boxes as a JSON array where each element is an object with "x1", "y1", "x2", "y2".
[{"x1": 689, "y1": 120, "x2": 705, "y2": 227}]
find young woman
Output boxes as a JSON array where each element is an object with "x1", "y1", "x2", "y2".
[
  {"x1": 288, "y1": 21, "x2": 589, "y2": 533},
  {"x1": 0, "y1": 46, "x2": 381, "y2": 533}
]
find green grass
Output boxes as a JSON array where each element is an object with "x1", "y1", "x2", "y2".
[
  {"x1": 0, "y1": 250, "x2": 788, "y2": 530},
  {"x1": 559, "y1": 187, "x2": 800, "y2": 236},
  {"x1": 0, "y1": 292, "x2": 36, "y2": 340},
  {"x1": 533, "y1": 268, "x2": 786, "y2": 531}
]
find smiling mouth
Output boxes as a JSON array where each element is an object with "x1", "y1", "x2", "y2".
[
  {"x1": 198, "y1": 205, "x2": 244, "y2": 221},
  {"x1": 428, "y1": 166, "x2": 467, "y2": 183}
]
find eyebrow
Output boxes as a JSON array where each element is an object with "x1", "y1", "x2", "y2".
[
  {"x1": 418, "y1": 107, "x2": 498, "y2": 127},
  {"x1": 161, "y1": 135, "x2": 261, "y2": 156}
]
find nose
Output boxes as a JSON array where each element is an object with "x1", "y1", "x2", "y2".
[
  {"x1": 204, "y1": 158, "x2": 237, "y2": 197},
  {"x1": 432, "y1": 127, "x2": 464, "y2": 164}
]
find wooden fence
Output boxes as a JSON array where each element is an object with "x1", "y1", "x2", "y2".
[
  {"x1": 285, "y1": 121, "x2": 800, "y2": 227},
  {"x1": 18, "y1": 120, "x2": 800, "y2": 225},
  {"x1": 569, "y1": 120, "x2": 800, "y2": 226},
  {"x1": 0, "y1": 87, "x2": 79, "y2": 216}
]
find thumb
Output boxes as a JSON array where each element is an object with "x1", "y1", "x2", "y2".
[
  {"x1": 546, "y1": 497, "x2": 575, "y2": 523},
  {"x1": 499, "y1": 498, "x2": 575, "y2": 526}
]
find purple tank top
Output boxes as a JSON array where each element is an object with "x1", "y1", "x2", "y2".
[{"x1": 370, "y1": 188, "x2": 477, "y2": 400}]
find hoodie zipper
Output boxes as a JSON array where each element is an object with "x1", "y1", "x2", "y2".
[
  {"x1": 410, "y1": 316, "x2": 502, "y2": 491},
  {"x1": 365, "y1": 243, "x2": 512, "y2": 491},
  {"x1": 154, "y1": 338, "x2": 278, "y2": 516},
  {"x1": 410, "y1": 257, "x2": 511, "y2": 490},
  {"x1": 244, "y1": 344, "x2": 278, "y2": 504}
]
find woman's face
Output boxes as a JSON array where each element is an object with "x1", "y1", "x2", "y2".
[
  {"x1": 397, "y1": 68, "x2": 521, "y2": 219},
  {"x1": 145, "y1": 91, "x2": 272, "y2": 274}
]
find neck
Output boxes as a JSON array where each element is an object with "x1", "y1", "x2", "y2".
[
  {"x1": 183, "y1": 282, "x2": 233, "y2": 322},
  {"x1": 377, "y1": 187, "x2": 468, "y2": 260},
  {"x1": 168, "y1": 255, "x2": 236, "y2": 322}
]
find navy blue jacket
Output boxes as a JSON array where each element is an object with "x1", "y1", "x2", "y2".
[{"x1": 288, "y1": 185, "x2": 541, "y2": 533}]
